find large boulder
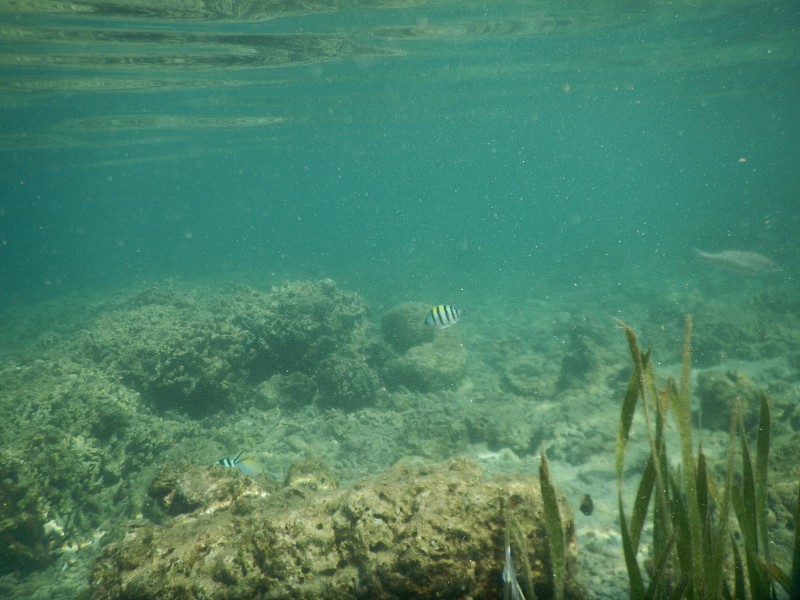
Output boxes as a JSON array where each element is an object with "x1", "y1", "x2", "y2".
[
  {"x1": 78, "y1": 280, "x2": 384, "y2": 416},
  {"x1": 381, "y1": 301, "x2": 435, "y2": 354},
  {"x1": 91, "y1": 458, "x2": 583, "y2": 599},
  {"x1": 381, "y1": 333, "x2": 468, "y2": 392},
  {"x1": 79, "y1": 291, "x2": 255, "y2": 417}
]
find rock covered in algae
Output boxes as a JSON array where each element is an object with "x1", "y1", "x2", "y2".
[
  {"x1": 237, "y1": 279, "x2": 375, "y2": 375},
  {"x1": 78, "y1": 279, "x2": 383, "y2": 415},
  {"x1": 259, "y1": 371, "x2": 318, "y2": 409},
  {"x1": 556, "y1": 332, "x2": 605, "y2": 391},
  {"x1": 91, "y1": 458, "x2": 582, "y2": 600},
  {"x1": 284, "y1": 455, "x2": 338, "y2": 492},
  {"x1": 0, "y1": 451, "x2": 54, "y2": 575},
  {"x1": 79, "y1": 290, "x2": 256, "y2": 417},
  {"x1": 502, "y1": 352, "x2": 558, "y2": 397},
  {"x1": 0, "y1": 356, "x2": 149, "y2": 576},
  {"x1": 381, "y1": 301, "x2": 435, "y2": 353},
  {"x1": 229, "y1": 279, "x2": 385, "y2": 410},
  {"x1": 381, "y1": 331, "x2": 468, "y2": 392},
  {"x1": 313, "y1": 353, "x2": 384, "y2": 410},
  {"x1": 696, "y1": 369, "x2": 762, "y2": 432},
  {"x1": 148, "y1": 463, "x2": 274, "y2": 517},
  {"x1": 379, "y1": 301, "x2": 467, "y2": 392},
  {"x1": 464, "y1": 401, "x2": 544, "y2": 455}
]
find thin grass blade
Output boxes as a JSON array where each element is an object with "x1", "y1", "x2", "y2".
[
  {"x1": 738, "y1": 418, "x2": 758, "y2": 555},
  {"x1": 630, "y1": 454, "x2": 656, "y2": 551},
  {"x1": 755, "y1": 394, "x2": 771, "y2": 564},
  {"x1": 758, "y1": 558, "x2": 795, "y2": 597},
  {"x1": 667, "y1": 471, "x2": 693, "y2": 583},
  {"x1": 645, "y1": 529, "x2": 677, "y2": 600},
  {"x1": 735, "y1": 418, "x2": 769, "y2": 599},
  {"x1": 615, "y1": 321, "x2": 647, "y2": 486},
  {"x1": 793, "y1": 481, "x2": 800, "y2": 595},
  {"x1": 539, "y1": 450, "x2": 565, "y2": 600},
  {"x1": 731, "y1": 536, "x2": 746, "y2": 600},
  {"x1": 697, "y1": 449, "x2": 711, "y2": 547},
  {"x1": 706, "y1": 415, "x2": 737, "y2": 599},
  {"x1": 617, "y1": 365, "x2": 642, "y2": 486},
  {"x1": 666, "y1": 316, "x2": 703, "y2": 596},
  {"x1": 619, "y1": 495, "x2": 646, "y2": 600}
]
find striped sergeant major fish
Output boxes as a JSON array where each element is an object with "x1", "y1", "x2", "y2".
[
  {"x1": 424, "y1": 304, "x2": 465, "y2": 329},
  {"x1": 216, "y1": 450, "x2": 264, "y2": 476}
]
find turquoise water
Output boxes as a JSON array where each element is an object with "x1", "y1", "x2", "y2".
[
  {"x1": 2, "y1": 0, "x2": 797, "y2": 307},
  {"x1": 0, "y1": 1, "x2": 799, "y2": 598}
]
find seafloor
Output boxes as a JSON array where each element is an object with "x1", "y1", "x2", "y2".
[{"x1": 0, "y1": 269, "x2": 798, "y2": 599}]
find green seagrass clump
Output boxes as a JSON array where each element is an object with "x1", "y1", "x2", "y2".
[{"x1": 615, "y1": 315, "x2": 799, "y2": 599}]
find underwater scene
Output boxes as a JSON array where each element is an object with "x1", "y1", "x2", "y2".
[{"x1": 1, "y1": 0, "x2": 799, "y2": 598}]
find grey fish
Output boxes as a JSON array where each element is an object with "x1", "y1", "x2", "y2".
[{"x1": 695, "y1": 249, "x2": 780, "y2": 274}]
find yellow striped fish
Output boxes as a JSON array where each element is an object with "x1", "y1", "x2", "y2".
[{"x1": 424, "y1": 304, "x2": 465, "y2": 329}]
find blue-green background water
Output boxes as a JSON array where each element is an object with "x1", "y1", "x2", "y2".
[
  {"x1": 2, "y1": 0, "x2": 798, "y2": 310},
  {"x1": 1, "y1": 2, "x2": 799, "y2": 597}
]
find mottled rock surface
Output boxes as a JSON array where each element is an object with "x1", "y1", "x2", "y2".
[
  {"x1": 92, "y1": 458, "x2": 582, "y2": 600},
  {"x1": 77, "y1": 279, "x2": 382, "y2": 416},
  {"x1": 381, "y1": 301, "x2": 435, "y2": 354},
  {"x1": 382, "y1": 333, "x2": 468, "y2": 392},
  {"x1": 696, "y1": 369, "x2": 763, "y2": 432},
  {"x1": 0, "y1": 452, "x2": 54, "y2": 575}
]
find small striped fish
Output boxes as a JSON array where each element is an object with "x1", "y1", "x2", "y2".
[
  {"x1": 425, "y1": 304, "x2": 465, "y2": 329},
  {"x1": 216, "y1": 451, "x2": 264, "y2": 476}
]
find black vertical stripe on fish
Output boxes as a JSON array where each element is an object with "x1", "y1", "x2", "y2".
[{"x1": 425, "y1": 304, "x2": 464, "y2": 329}]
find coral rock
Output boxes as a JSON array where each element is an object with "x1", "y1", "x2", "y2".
[
  {"x1": 381, "y1": 301, "x2": 435, "y2": 354},
  {"x1": 91, "y1": 458, "x2": 581, "y2": 599}
]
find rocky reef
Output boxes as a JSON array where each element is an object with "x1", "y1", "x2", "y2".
[
  {"x1": 0, "y1": 451, "x2": 54, "y2": 576},
  {"x1": 380, "y1": 301, "x2": 468, "y2": 392},
  {"x1": 696, "y1": 368, "x2": 764, "y2": 432},
  {"x1": 79, "y1": 279, "x2": 383, "y2": 415},
  {"x1": 0, "y1": 279, "x2": 390, "y2": 590},
  {"x1": 2, "y1": 276, "x2": 797, "y2": 599},
  {"x1": 380, "y1": 301, "x2": 435, "y2": 354},
  {"x1": 91, "y1": 457, "x2": 582, "y2": 600}
]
